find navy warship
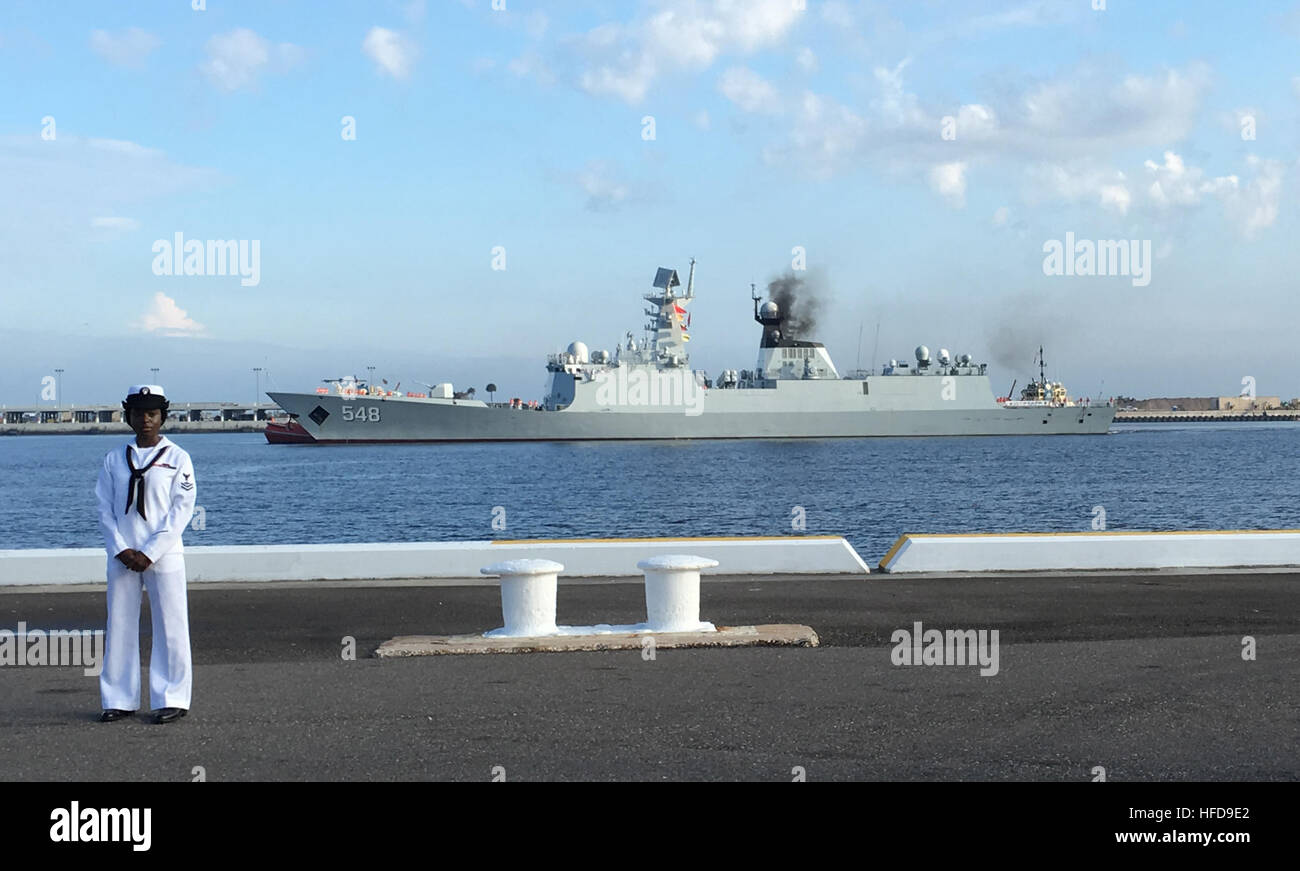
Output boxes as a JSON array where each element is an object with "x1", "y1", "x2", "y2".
[{"x1": 266, "y1": 262, "x2": 1114, "y2": 443}]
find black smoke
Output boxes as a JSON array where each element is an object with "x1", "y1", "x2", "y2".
[
  {"x1": 985, "y1": 293, "x2": 1061, "y2": 371},
  {"x1": 766, "y1": 271, "x2": 824, "y2": 339}
]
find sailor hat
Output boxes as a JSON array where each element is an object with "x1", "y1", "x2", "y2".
[{"x1": 122, "y1": 384, "x2": 169, "y2": 410}]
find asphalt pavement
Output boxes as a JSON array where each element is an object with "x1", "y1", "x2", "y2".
[{"x1": 1, "y1": 571, "x2": 1297, "y2": 781}]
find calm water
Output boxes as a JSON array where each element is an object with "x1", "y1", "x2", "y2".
[{"x1": 2, "y1": 423, "x2": 1297, "y2": 562}]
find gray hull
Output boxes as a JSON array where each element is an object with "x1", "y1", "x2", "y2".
[{"x1": 269, "y1": 379, "x2": 1114, "y2": 443}]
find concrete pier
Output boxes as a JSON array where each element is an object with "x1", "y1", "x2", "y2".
[{"x1": 1, "y1": 569, "x2": 1296, "y2": 780}]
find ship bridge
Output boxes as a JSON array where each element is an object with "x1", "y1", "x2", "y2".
[
  {"x1": 541, "y1": 262, "x2": 698, "y2": 410},
  {"x1": 750, "y1": 295, "x2": 839, "y2": 381}
]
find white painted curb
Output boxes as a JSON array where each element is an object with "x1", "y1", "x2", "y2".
[
  {"x1": 878, "y1": 530, "x2": 1300, "y2": 573},
  {"x1": 0, "y1": 536, "x2": 870, "y2": 586}
]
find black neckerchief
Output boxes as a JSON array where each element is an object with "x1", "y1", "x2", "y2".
[{"x1": 124, "y1": 443, "x2": 169, "y2": 519}]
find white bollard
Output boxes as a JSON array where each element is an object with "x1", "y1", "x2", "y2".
[
  {"x1": 637, "y1": 554, "x2": 719, "y2": 632},
  {"x1": 480, "y1": 559, "x2": 563, "y2": 637}
]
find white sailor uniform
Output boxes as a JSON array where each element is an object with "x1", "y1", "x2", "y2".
[{"x1": 94, "y1": 433, "x2": 197, "y2": 711}]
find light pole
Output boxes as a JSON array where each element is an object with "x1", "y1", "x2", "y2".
[
  {"x1": 150, "y1": 367, "x2": 159, "y2": 383},
  {"x1": 367, "y1": 366, "x2": 375, "y2": 394},
  {"x1": 253, "y1": 367, "x2": 263, "y2": 416},
  {"x1": 54, "y1": 368, "x2": 64, "y2": 410}
]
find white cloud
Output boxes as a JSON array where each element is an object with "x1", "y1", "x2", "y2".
[
  {"x1": 967, "y1": 1, "x2": 1074, "y2": 33},
  {"x1": 135, "y1": 293, "x2": 204, "y2": 336},
  {"x1": 1143, "y1": 151, "x2": 1237, "y2": 209},
  {"x1": 719, "y1": 66, "x2": 781, "y2": 114},
  {"x1": 795, "y1": 46, "x2": 817, "y2": 73},
  {"x1": 1224, "y1": 155, "x2": 1284, "y2": 237},
  {"x1": 1027, "y1": 151, "x2": 1279, "y2": 234},
  {"x1": 760, "y1": 60, "x2": 1211, "y2": 183},
  {"x1": 763, "y1": 90, "x2": 866, "y2": 178},
  {"x1": 693, "y1": 109, "x2": 711, "y2": 130},
  {"x1": 821, "y1": 1, "x2": 855, "y2": 29},
  {"x1": 200, "y1": 29, "x2": 302, "y2": 92},
  {"x1": 362, "y1": 27, "x2": 417, "y2": 80},
  {"x1": 574, "y1": 0, "x2": 803, "y2": 104},
  {"x1": 89, "y1": 28, "x2": 160, "y2": 69},
  {"x1": 955, "y1": 104, "x2": 998, "y2": 139},
  {"x1": 1, "y1": 135, "x2": 218, "y2": 296},
  {"x1": 507, "y1": 51, "x2": 556, "y2": 86},
  {"x1": 929, "y1": 161, "x2": 967, "y2": 207},
  {"x1": 525, "y1": 11, "x2": 549, "y2": 40},
  {"x1": 1098, "y1": 184, "x2": 1132, "y2": 215},
  {"x1": 871, "y1": 58, "x2": 924, "y2": 128},
  {"x1": 576, "y1": 161, "x2": 629, "y2": 211},
  {"x1": 1016, "y1": 65, "x2": 1209, "y2": 149},
  {"x1": 91, "y1": 216, "x2": 140, "y2": 231},
  {"x1": 992, "y1": 206, "x2": 1009, "y2": 226},
  {"x1": 579, "y1": 52, "x2": 656, "y2": 103},
  {"x1": 403, "y1": 0, "x2": 427, "y2": 24},
  {"x1": 1027, "y1": 163, "x2": 1132, "y2": 214}
]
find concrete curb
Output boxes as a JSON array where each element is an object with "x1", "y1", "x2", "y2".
[
  {"x1": 0, "y1": 536, "x2": 869, "y2": 586},
  {"x1": 374, "y1": 623, "x2": 819, "y2": 656},
  {"x1": 879, "y1": 529, "x2": 1300, "y2": 573}
]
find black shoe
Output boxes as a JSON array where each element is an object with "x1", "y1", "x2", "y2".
[
  {"x1": 153, "y1": 707, "x2": 188, "y2": 724},
  {"x1": 99, "y1": 709, "x2": 133, "y2": 722}
]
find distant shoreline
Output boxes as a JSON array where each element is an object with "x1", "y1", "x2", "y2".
[
  {"x1": 3, "y1": 413, "x2": 1299, "y2": 436},
  {"x1": 1113, "y1": 410, "x2": 1300, "y2": 423},
  {"x1": 1, "y1": 422, "x2": 267, "y2": 436}
]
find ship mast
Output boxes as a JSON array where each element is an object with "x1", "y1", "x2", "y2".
[{"x1": 1039, "y1": 345, "x2": 1046, "y2": 401}]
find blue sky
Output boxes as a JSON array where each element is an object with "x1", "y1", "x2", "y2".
[{"x1": 2, "y1": 0, "x2": 1298, "y2": 406}]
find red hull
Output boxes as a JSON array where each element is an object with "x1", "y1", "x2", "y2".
[{"x1": 265, "y1": 420, "x2": 317, "y2": 444}]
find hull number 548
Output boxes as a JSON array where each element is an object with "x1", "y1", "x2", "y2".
[{"x1": 342, "y1": 405, "x2": 381, "y2": 422}]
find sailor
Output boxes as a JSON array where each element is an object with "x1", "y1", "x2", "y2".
[{"x1": 94, "y1": 385, "x2": 197, "y2": 724}]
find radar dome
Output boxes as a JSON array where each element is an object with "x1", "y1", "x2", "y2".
[
  {"x1": 915, "y1": 345, "x2": 930, "y2": 363},
  {"x1": 960, "y1": 353, "x2": 972, "y2": 365},
  {"x1": 761, "y1": 301, "x2": 780, "y2": 318},
  {"x1": 938, "y1": 348, "x2": 950, "y2": 365},
  {"x1": 566, "y1": 341, "x2": 590, "y2": 363}
]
